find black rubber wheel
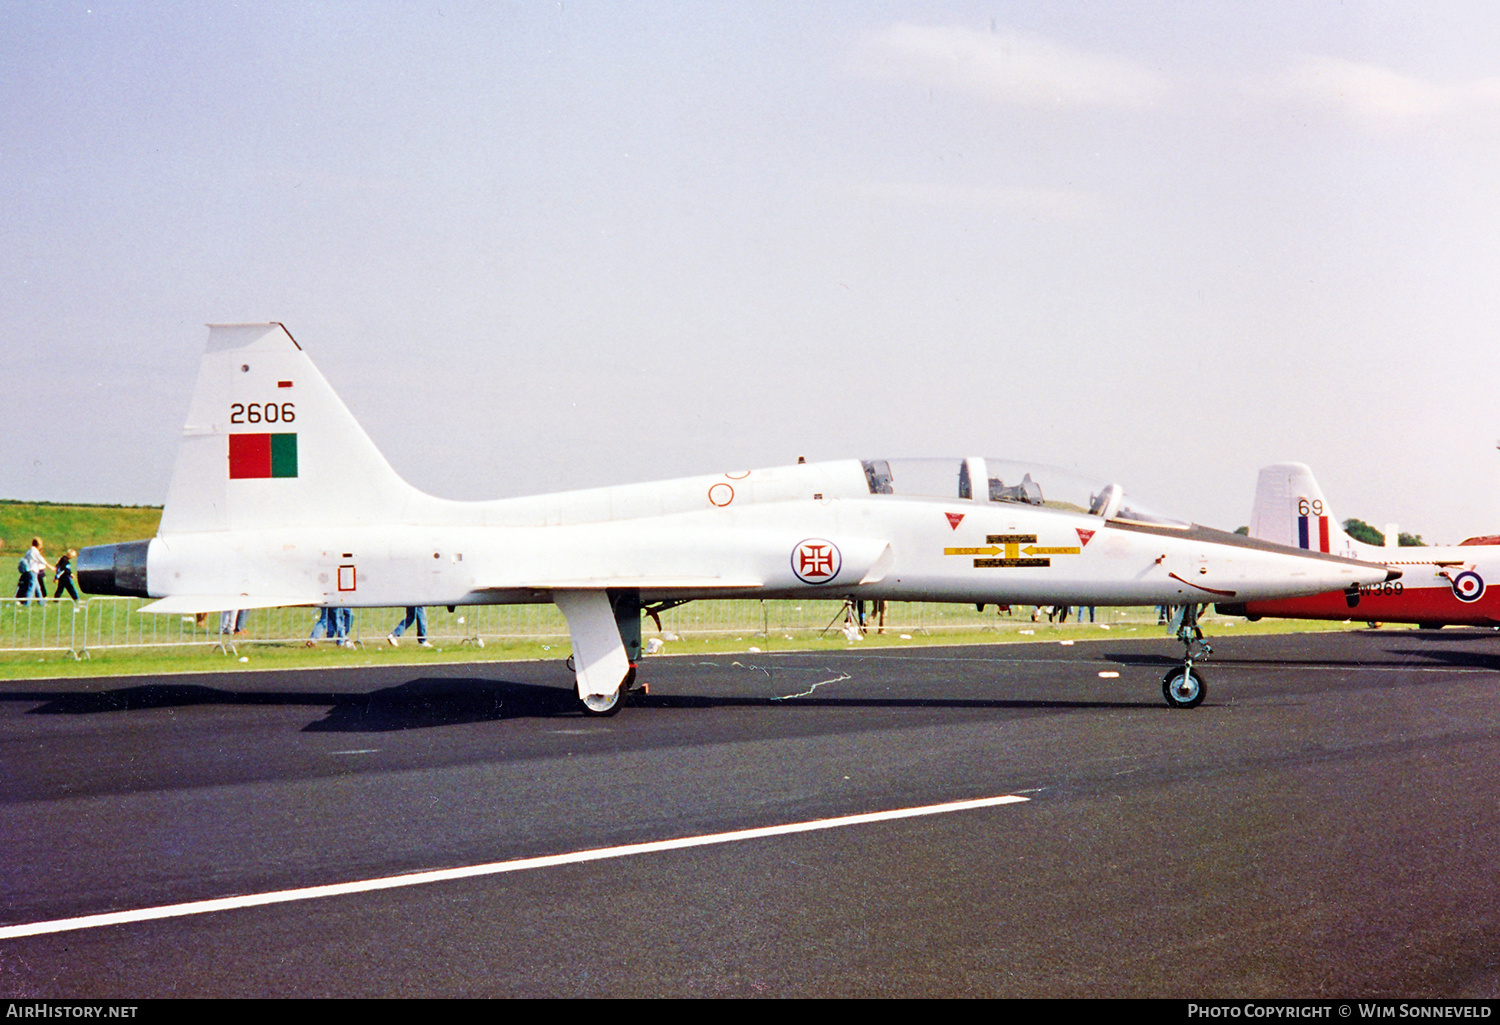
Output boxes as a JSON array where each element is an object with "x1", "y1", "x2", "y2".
[{"x1": 1161, "y1": 666, "x2": 1206, "y2": 709}]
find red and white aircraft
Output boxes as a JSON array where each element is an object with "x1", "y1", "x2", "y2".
[
  {"x1": 1217, "y1": 462, "x2": 1500, "y2": 628},
  {"x1": 78, "y1": 325, "x2": 1398, "y2": 712}
]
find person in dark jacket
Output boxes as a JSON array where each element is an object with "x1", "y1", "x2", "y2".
[{"x1": 53, "y1": 549, "x2": 80, "y2": 601}]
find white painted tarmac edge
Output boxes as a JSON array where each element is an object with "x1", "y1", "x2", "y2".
[{"x1": 1, "y1": 794, "x2": 1029, "y2": 940}]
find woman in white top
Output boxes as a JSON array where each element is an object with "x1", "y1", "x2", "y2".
[{"x1": 21, "y1": 538, "x2": 51, "y2": 603}]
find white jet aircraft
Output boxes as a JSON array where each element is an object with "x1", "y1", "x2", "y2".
[{"x1": 79, "y1": 324, "x2": 1398, "y2": 712}]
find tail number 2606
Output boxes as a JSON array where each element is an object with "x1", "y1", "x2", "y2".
[{"x1": 230, "y1": 403, "x2": 295, "y2": 424}]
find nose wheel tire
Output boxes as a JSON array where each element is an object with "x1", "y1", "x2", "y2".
[
  {"x1": 578, "y1": 687, "x2": 624, "y2": 716},
  {"x1": 576, "y1": 665, "x2": 636, "y2": 717},
  {"x1": 1162, "y1": 666, "x2": 1206, "y2": 709}
]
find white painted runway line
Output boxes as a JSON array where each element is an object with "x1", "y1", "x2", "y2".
[{"x1": 1, "y1": 794, "x2": 1029, "y2": 940}]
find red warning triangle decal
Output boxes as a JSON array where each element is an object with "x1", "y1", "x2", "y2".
[
  {"x1": 1076, "y1": 528, "x2": 1095, "y2": 547},
  {"x1": 945, "y1": 512, "x2": 965, "y2": 530}
]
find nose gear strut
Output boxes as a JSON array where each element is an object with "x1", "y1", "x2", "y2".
[{"x1": 1161, "y1": 603, "x2": 1210, "y2": 709}]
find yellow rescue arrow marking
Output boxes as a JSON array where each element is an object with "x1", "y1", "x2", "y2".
[{"x1": 943, "y1": 534, "x2": 1080, "y2": 567}]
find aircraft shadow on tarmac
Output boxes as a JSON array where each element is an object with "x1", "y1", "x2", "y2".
[
  {"x1": 10, "y1": 672, "x2": 1159, "y2": 732},
  {"x1": 17, "y1": 677, "x2": 565, "y2": 731},
  {"x1": 1386, "y1": 646, "x2": 1500, "y2": 672}
]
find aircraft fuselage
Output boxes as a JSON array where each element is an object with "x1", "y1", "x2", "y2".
[{"x1": 110, "y1": 459, "x2": 1390, "y2": 611}]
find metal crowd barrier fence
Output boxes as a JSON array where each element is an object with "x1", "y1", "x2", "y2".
[{"x1": 0, "y1": 596, "x2": 1168, "y2": 658}]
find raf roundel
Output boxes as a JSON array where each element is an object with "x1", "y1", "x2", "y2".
[
  {"x1": 1450, "y1": 570, "x2": 1486, "y2": 603},
  {"x1": 791, "y1": 538, "x2": 842, "y2": 585}
]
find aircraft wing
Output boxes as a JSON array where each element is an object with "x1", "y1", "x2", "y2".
[
  {"x1": 508, "y1": 577, "x2": 767, "y2": 591},
  {"x1": 479, "y1": 537, "x2": 895, "y2": 594},
  {"x1": 138, "y1": 594, "x2": 321, "y2": 614}
]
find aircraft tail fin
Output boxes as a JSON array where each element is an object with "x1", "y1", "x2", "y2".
[
  {"x1": 159, "y1": 323, "x2": 423, "y2": 534},
  {"x1": 1248, "y1": 463, "x2": 1382, "y2": 559}
]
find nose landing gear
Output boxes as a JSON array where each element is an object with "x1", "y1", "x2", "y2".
[{"x1": 1162, "y1": 603, "x2": 1211, "y2": 709}]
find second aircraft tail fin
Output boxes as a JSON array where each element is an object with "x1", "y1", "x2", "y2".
[{"x1": 1248, "y1": 462, "x2": 1383, "y2": 560}]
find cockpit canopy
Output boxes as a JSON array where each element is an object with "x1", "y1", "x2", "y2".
[{"x1": 860, "y1": 458, "x2": 1186, "y2": 526}]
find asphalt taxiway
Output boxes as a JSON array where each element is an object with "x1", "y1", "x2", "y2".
[{"x1": 2, "y1": 629, "x2": 1499, "y2": 997}]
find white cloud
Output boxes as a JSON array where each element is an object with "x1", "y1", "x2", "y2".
[
  {"x1": 854, "y1": 23, "x2": 1168, "y2": 110},
  {"x1": 1268, "y1": 55, "x2": 1500, "y2": 129}
]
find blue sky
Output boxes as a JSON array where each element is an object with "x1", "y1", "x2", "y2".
[{"x1": 6, "y1": 1, "x2": 1500, "y2": 542}]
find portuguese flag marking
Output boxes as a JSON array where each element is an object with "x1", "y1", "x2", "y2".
[{"x1": 229, "y1": 433, "x2": 298, "y2": 479}]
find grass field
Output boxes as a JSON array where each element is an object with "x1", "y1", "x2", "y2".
[
  {"x1": 0, "y1": 500, "x2": 161, "y2": 563},
  {"x1": 0, "y1": 601, "x2": 1400, "y2": 681}
]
